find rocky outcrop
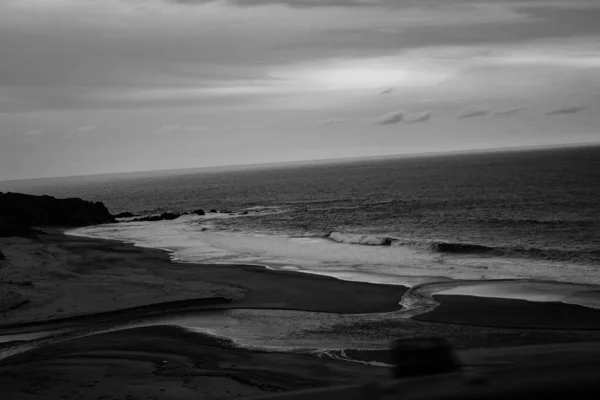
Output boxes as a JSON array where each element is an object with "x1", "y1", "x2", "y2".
[
  {"x1": 0, "y1": 215, "x2": 37, "y2": 237},
  {"x1": 0, "y1": 192, "x2": 115, "y2": 237},
  {"x1": 132, "y1": 212, "x2": 181, "y2": 222},
  {"x1": 328, "y1": 232, "x2": 393, "y2": 246},
  {"x1": 114, "y1": 212, "x2": 135, "y2": 218},
  {"x1": 128, "y1": 209, "x2": 206, "y2": 222}
]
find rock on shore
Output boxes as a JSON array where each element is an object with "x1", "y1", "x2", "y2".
[
  {"x1": 132, "y1": 212, "x2": 181, "y2": 222},
  {"x1": 114, "y1": 212, "x2": 135, "y2": 218},
  {"x1": 0, "y1": 192, "x2": 115, "y2": 237}
]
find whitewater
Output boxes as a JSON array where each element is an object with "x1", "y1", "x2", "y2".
[{"x1": 69, "y1": 212, "x2": 600, "y2": 311}]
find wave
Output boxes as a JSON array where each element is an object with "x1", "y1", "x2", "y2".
[
  {"x1": 328, "y1": 232, "x2": 493, "y2": 253},
  {"x1": 483, "y1": 217, "x2": 596, "y2": 227},
  {"x1": 326, "y1": 232, "x2": 600, "y2": 262}
]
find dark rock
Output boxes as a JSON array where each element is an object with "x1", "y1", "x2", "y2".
[
  {"x1": 240, "y1": 211, "x2": 249, "y2": 215},
  {"x1": 132, "y1": 212, "x2": 181, "y2": 223},
  {"x1": 160, "y1": 212, "x2": 180, "y2": 221},
  {"x1": 0, "y1": 249, "x2": 4, "y2": 260},
  {"x1": 209, "y1": 209, "x2": 217, "y2": 213},
  {"x1": 192, "y1": 209, "x2": 206, "y2": 216},
  {"x1": 134, "y1": 215, "x2": 161, "y2": 222},
  {"x1": 0, "y1": 192, "x2": 115, "y2": 237},
  {"x1": 0, "y1": 215, "x2": 35, "y2": 237},
  {"x1": 220, "y1": 210, "x2": 232, "y2": 214},
  {"x1": 114, "y1": 212, "x2": 135, "y2": 218}
]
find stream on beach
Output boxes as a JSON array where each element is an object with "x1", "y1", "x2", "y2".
[{"x1": 2, "y1": 218, "x2": 599, "y2": 365}]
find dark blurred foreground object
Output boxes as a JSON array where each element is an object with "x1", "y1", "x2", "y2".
[
  {"x1": 244, "y1": 338, "x2": 600, "y2": 400},
  {"x1": 391, "y1": 337, "x2": 459, "y2": 378},
  {"x1": 0, "y1": 192, "x2": 115, "y2": 237}
]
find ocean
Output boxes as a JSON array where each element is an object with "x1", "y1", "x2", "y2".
[{"x1": 2, "y1": 145, "x2": 600, "y2": 309}]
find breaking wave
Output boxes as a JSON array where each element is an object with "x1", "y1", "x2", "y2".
[{"x1": 326, "y1": 232, "x2": 600, "y2": 262}]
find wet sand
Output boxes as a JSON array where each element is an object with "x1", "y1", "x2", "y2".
[
  {"x1": 0, "y1": 325, "x2": 389, "y2": 400},
  {"x1": 3, "y1": 325, "x2": 600, "y2": 400},
  {"x1": 414, "y1": 295, "x2": 600, "y2": 330}
]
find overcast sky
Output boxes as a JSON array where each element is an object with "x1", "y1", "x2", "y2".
[{"x1": 1, "y1": 0, "x2": 599, "y2": 179}]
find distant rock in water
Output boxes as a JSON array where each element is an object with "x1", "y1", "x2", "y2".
[
  {"x1": 132, "y1": 212, "x2": 181, "y2": 222},
  {"x1": 209, "y1": 209, "x2": 217, "y2": 213},
  {"x1": 428, "y1": 242, "x2": 493, "y2": 254},
  {"x1": 192, "y1": 209, "x2": 206, "y2": 216},
  {"x1": 328, "y1": 232, "x2": 393, "y2": 246},
  {"x1": 0, "y1": 249, "x2": 5, "y2": 260},
  {"x1": 0, "y1": 192, "x2": 115, "y2": 237},
  {"x1": 160, "y1": 212, "x2": 180, "y2": 220},
  {"x1": 114, "y1": 212, "x2": 135, "y2": 218}
]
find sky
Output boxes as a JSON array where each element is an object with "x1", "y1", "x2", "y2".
[{"x1": 1, "y1": 0, "x2": 599, "y2": 180}]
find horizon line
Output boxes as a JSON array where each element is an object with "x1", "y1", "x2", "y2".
[{"x1": 1, "y1": 141, "x2": 599, "y2": 184}]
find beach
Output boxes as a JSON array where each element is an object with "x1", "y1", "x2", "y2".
[
  {"x1": 2, "y1": 230, "x2": 600, "y2": 399},
  {"x1": 2, "y1": 0, "x2": 600, "y2": 394}
]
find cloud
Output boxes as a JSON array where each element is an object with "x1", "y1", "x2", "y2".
[
  {"x1": 404, "y1": 111, "x2": 432, "y2": 123},
  {"x1": 171, "y1": 0, "x2": 379, "y2": 7},
  {"x1": 2, "y1": 1, "x2": 600, "y2": 114},
  {"x1": 492, "y1": 107, "x2": 525, "y2": 116},
  {"x1": 375, "y1": 110, "x2": 404, "y2": 125},
  {"x1": 376, "y1": 110, "x2": 432, "y2": 125},
  {"x1": 323, "y1": 118, "x2": 345, "y2": 125},
  {"x1": 457, "y1": 106, "x2": 489, "y2": 119},
  {"x1": 546, "y1": 106, "x2": 586, "y2": 115},
  {"x1": 380, "y1": 87, "x2": 396, "y2": 95}
]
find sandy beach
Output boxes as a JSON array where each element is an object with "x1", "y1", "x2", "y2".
[
  {"x1": 2, "y1": 230, "x2": 600, "y2": 399},
  {"x1": 0, "y1": 230, "x2": 404, "y2": 327}
]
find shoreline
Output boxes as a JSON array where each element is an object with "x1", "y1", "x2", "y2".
[
  {"x1": 0, "y1": 229, "x2": 405, "y2": 328},
  {"x1": 67, "y1": 219, "x2": 600, "y2": 298},
  {"x1": 1, "y1": 229, "x2": 600, "y2": 342}
]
